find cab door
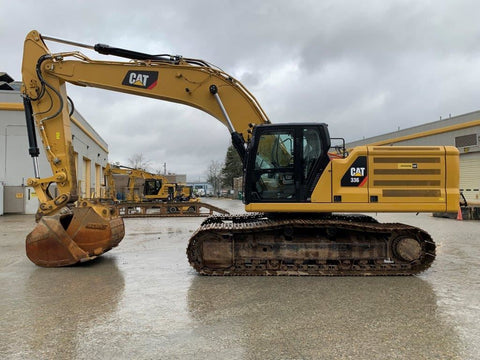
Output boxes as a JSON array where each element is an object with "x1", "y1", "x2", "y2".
[{"x1": 247, "y1": 128, "x2": 299, "y2": 202}]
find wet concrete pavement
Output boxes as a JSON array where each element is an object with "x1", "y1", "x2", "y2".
[{"x1": 0, "y1": 199, "x2": 479, "y2": 359}]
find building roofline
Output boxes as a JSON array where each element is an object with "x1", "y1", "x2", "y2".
[
  {"x1": 347, "y1": 109, "x2": 480, "y2": 147},
  {"x1": 0, "y1": 85, "x2": 109, "y2": 152}
]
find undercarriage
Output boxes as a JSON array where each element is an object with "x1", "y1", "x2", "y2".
[{"x1": 187, "y1": 213, "x2": 436, "y2": 276}]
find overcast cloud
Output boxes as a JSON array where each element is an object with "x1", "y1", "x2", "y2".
[{"x1": 2, "y1": 0, "x2": 480, "y2": 180}]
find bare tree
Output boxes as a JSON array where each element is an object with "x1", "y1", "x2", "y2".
[
  {"x1": 154, "y1": 162, "x2": 167, "y2": 175},
  {"x1": 206, "y1": 160, "x2": 223, "y2": 196},
  {"x1": 128, "y1": 153, "x2": 151, "y2": 170}
]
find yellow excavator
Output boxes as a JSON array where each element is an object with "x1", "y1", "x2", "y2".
[
  {"x1": 21, "y1": 30, "x2": 459, "y2": 274},
  {"x1": 104, "y1": 163, "x2": 176, "y2": 202},
  {"x1": 104, "y1": 163, "x2": 201, "y2": 215}
]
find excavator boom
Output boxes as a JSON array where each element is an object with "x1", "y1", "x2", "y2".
[{"x1": 21, "y1": 30, "x2": 268, "y2": 267}]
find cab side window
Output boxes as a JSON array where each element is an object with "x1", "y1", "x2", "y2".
[{"x1": 303, "y1": 129, "x2": 322, "y2": 180}]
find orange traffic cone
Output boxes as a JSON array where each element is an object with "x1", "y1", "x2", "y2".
[{"x1": 457, "y1": 207, "x2": 463, "y2": 221}]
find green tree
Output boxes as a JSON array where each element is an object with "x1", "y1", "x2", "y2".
[{"x1": 221, "y1": 145, "x2": 243, "y2": 189}]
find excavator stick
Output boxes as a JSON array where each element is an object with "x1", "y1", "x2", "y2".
[{"x1": 26, "y1": 207, "x2": 125, "y2": 267}]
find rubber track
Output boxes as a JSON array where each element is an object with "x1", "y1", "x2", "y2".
[{"x1": 187, "y1": 213, "x2": 436, "y2": 276}]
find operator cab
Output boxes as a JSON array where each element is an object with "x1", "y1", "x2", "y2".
[
  {"x1": 244, "y1": 123, "x2": 331, "y2": 204},
  {"x1": 144, "y1": 179, "x2": 162, "y2": 196}
]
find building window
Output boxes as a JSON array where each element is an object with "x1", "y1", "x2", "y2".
[{"x1": 455, "y1": 134, "x2": 477, "y2": 148}]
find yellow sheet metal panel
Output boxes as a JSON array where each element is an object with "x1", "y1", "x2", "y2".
[
  {"x1": 310, "y1": 163, "x2": 332, "y2": 202},
  {"x1": 293, "y1": 145, "x2": 459, "y2": 213},
  {"x1": 330, "y1": 147, "x2": 369, "y2": 203},
  {"x1": 245, "y1": 202, "x2": 450, "y2": 213},
  {"x1": 367, "y1": 146, "x2": 448, "y2": 205}
]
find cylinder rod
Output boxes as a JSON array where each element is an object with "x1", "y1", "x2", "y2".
[
  {"x1": 209, "y1": 85, "x2": 235, "y2": 134},
  {"x1": 23, "y1": 97, "x2": 40, "y2": 178}
]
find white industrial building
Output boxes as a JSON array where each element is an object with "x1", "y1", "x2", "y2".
[
  {"x1": 347, "y1": 111, "x2": 480, "y2": 203},
  {"x1": 0, "y1": 72, "x2": 109, "y2": 215}
]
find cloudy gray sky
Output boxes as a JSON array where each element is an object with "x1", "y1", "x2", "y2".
[{"x1": 2, "y1": 0, "x2": 480, "y2": 181}]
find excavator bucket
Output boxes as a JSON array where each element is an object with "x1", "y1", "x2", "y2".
[{"x1": 26, "y1": 207, "x2": 125, "y2": 267}]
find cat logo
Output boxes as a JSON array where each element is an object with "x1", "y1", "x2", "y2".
[
  {"x1": 122, "y1": 71, "x2": 158, "y2": 89},
  {"x1": 350, "y1": 167, "x2": 366, "y2": 177},
  {"x1": 341, "y1": 156, "x2": 368, "y2": 187}
]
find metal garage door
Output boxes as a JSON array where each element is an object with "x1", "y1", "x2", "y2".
[
  {"x1": 459, "y1": 153, "x2": 480, "y2": 203},
  {"x1": 4, "y1": 186, "x2": 24, "y2": 213},
  {"x1": 0, "y1": 183, "x2": 3, "y2": 215}
]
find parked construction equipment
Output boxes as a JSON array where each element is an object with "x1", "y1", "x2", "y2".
[
  {"x1": 104, "y1": 163, "x2": 228, "y2": 217},
  {"x1": 21, "y1": 30, "x2": 459, "y2": 274}
]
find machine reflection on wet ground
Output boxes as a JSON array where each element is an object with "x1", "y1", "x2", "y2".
[
  {"x1": 0, "y1": 198, "x2": 478, "y2": 359},
  {"x1": 187, "y1": 276, "x2": 460, "y2": 359}
]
